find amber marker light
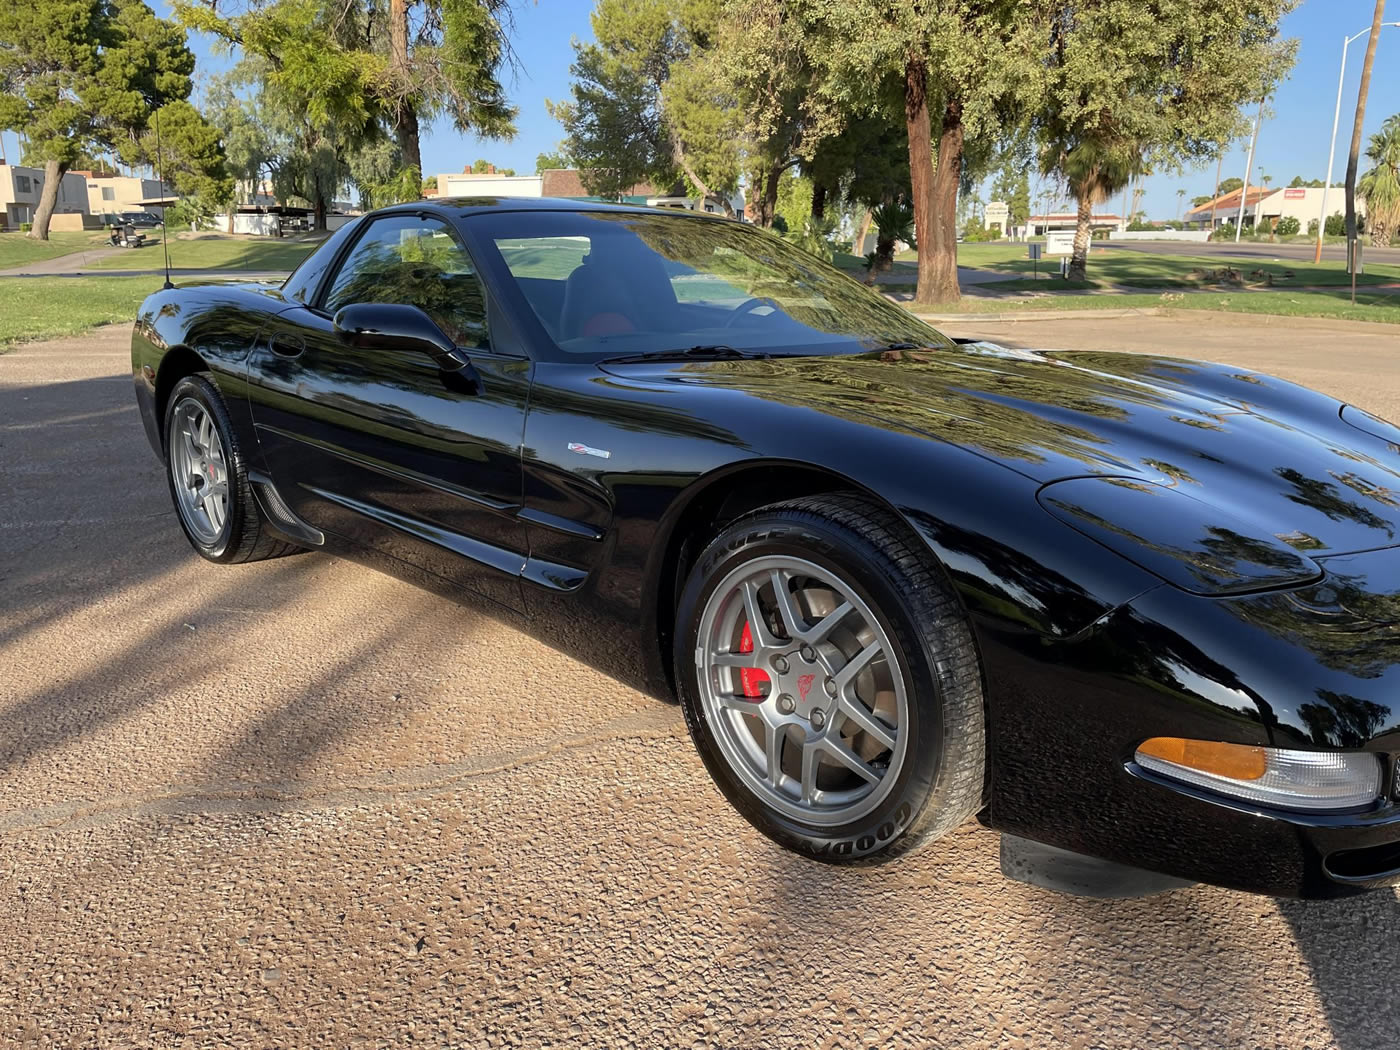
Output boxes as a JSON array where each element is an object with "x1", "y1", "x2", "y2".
[
  {"x1": 1137, "y1": 737, "x2": 1268, "y2": 780},
  {"x1": 1134, "y1": 737, "x2": 1381, "y2": 812}
]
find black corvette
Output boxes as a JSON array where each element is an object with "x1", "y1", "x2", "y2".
[{"x1": 132, "y1": 198, "x2": 1400, "y2": 898}]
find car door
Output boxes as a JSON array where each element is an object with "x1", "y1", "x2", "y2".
[{"x1": 246, "y1": 211, "x2": 532, "y2": 614}]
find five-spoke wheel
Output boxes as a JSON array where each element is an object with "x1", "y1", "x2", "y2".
[
  {"x1": 697, "y1": 555, "x2": 908, "y2": 826},
  {"x1": 676, "y1": 495, "x2": 986, "y2": 862},
  {"x1": 169, "y1": 397, "x2": 230, "y2": 546}
]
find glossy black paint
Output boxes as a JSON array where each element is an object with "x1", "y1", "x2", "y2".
[{"x1": 131, "y1": 198, "x2": 1400, "y2": 897}]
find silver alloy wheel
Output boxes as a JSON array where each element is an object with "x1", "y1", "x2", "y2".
[
  {"x1": 169, "y1": 396, "x2": 230, "y2": 546},
  {"x1": 695, "y1": 555, "x2": 910, "y2": 826}
]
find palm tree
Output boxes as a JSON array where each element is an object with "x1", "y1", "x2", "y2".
[
  {"x1": 1175, "y1": 188, "x2": 1186, "y2": 221},
  {"x1": 1358, "y1": 114, "x2": 1400, "y2": 248},
  {"x1": 1041, "y1": 135, "x2": 1144, "y2": 281},
  {"x1": 1346, "y1": 1, "x2": 1387, "y2": 271},
  {"x1": 868, "y1": 200, "x2": 914, "y2": 277}
]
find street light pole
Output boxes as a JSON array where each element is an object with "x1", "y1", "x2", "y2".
[
  {"x1": 1314, "y1": 21, "x2": 1400, "y2": 263},
  {"x1": 1234, "y1": 96, "x2": 1265, "y2": 243}
]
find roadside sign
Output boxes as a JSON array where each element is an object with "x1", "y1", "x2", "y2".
[
  {"x1": 1045, "y1": 230, "x2": 1076, "y2": 256},
  {"x1": 1027, "y1": 242, "x2": 1042, "y2": 260}
]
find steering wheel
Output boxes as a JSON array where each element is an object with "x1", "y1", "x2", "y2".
[{"x1": 723, "y1": 296, "x2": 780, "y2": 327}]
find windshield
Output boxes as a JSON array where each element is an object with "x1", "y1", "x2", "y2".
[{"x1": 471, "y1": 209, "x2": 953, "y2": 360}]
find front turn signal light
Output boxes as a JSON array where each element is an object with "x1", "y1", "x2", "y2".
[{"x1": 1135, "y1": 737, "x2": 1381, "y2": 812}]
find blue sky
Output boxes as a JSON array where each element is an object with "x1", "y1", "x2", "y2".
[{"x1": 8, "y1": 0, "x2": 1392, "y2": 224}]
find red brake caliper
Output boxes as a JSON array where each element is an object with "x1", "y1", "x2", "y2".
[{"x1": 738, "y1": 621, "x2": 770, "y2": 700}]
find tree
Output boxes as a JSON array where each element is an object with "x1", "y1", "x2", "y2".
[
  {"x1": 1358, "y1": 114, "x2": 1400, "y2": 247},
  {"x1": 551, "y1": 0, "x2": 744, "y2": 212},
  {"x1": 140, "y1": 100, "x2": 233, "y2": 205},
  {"x1": 1036, "y1": 0, "x2": 1295, "y2": 281},
  {"x1": 535, "y1": 148, "x2": 572, "y2": 172},
  {"x1": 381, "y1": 0, "x2": 515, "y2": 175},
  {"x1": 1219, "y1": 176, "x2": 1244, "y2": 195},
  {"x1": 470, "y1": 157, "x2": 515, "y2": 175},
  {"x1": 1191, "y1": 194, "x2": 1213, "y2": 207},
  {"x1": 992, "y1": 163, "x2": 1032, "y2": 227},
  {"x1": 206, "y1": 76, "x2": 273, "y2": 206},
  {"x1": 1175, "y1": 187, "x2": 1186, "y2": 219},
  {"x1": 178, "y1": 0, "x2": 390, "y2": 229},
  {"x1": 1346, "y1": 0, "x2": 1386, "y2": 274},
  {"x1": 778, "y1": 2, "x2": 1050, "y2": 303},
  {"x1": 1288, "y1": 174, "x2": 1325, "y2": 188},
  {"x1": 0, "y1": 0, "x2": 199, "y2": 239}
]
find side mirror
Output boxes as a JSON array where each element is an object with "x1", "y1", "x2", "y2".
[{"x1": 333, "y1": 302, "x2": 467, "y2": 372}]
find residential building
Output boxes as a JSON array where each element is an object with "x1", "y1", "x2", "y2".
[
  {"x1": 78, "y1": 171, "x2": 171, "y2": 221},
  {"x1": 0, "y1": 164, "x2": 92, "y2": 229}
]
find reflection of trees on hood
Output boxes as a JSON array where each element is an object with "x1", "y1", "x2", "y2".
[
  {"x1": 1236, "y1": 572, "x2": 1400, "y2": 683},
  {"x1": 1297, "y1": 690, "x2": 1390, "y2": 748},
  {"x1": 1276, "y1": 467, "x2": 1394, "y2": 538},
  {"x1": 688, "y1": 349, "x2": 1140, "y2": 468}
]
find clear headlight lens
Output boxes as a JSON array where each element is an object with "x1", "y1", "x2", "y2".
[{"x1": 1135, "y1": 737, "x2": 1382, "y2": 812}]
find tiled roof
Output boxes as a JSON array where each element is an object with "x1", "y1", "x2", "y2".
[{"x1": 540, "y1": 168, "x2": 659, "y2": 199}]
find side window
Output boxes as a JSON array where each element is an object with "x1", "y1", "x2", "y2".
[
  {"x1": 281, "y1": 217, "x2": 363, "y2": 305},
  {"x1": 323, "y1": 214, "x2": 488, "y2": 348}
]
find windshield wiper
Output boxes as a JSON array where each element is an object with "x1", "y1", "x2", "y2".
[{"x1": 599, "y1": 344, "x2": 769, "y2": 365}]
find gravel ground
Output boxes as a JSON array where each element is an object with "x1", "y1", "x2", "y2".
[{"x1": 3, "y1": 317, "x2": 1400, "y2": 1049}]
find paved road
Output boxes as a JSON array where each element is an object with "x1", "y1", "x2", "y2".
[
  {"x1": 4, "y1": 318, "x2": 1400, "y2": 1049},
  {"x1": 1099, "y1": 238, "x2": 1400, "y2": 266}
]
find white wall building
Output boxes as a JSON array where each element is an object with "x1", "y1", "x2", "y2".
[
  {"x1": 436, "y1": 172, "x2": 545, "y2": 198},
  {"x1": 1184, "y1": 186, "x2": 1365, "y2": 231}
]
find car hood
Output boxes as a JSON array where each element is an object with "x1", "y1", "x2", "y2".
[{"x1": 604, "y1": 343, "x2": 1400, "y2": 559}]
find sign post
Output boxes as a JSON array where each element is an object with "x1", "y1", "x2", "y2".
[{"x1": 1045, "y1": 230, "x2": 1076, "y2": 279}]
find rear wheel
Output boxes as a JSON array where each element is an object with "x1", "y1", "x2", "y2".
[
  {"x1": 675, "y1": 494, "x2": 985, "y2": 862},
  {"x1": 164, "y1": 373, "x2": 300, "y2": 564}
]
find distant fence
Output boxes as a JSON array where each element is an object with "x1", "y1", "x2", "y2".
[
  {"x1": 1109, "y1": 230, "x2": 1212, "y2": 243},
  {"x1": 208, "y1": 213, "x2": 357, "y2": 236}
]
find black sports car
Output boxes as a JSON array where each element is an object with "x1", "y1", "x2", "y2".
[{"x1": 131, "y1": 198, "x2": 1400, "y2": 899}]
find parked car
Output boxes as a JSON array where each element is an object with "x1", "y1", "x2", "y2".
[
  {"x1": 116, "y1": 211, "x2": 164, "y2": 229},
  {"x1": 130, "y1": 198, "x2": 1400, "y2": 898}
]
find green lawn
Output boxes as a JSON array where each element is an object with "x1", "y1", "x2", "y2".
[
  {"x1": 0, "y1": 277, "x2": 162, "y2": 347},
  {"x1": 948, "y1": 242, "x2": 1400, "y2": 288},
  {"x1": 88, "y1": 233, "x2": 318, "y2": 272},
  {"x1": 908, "y1": 288, "x2": 1400, "y2": 325},
  {"x1": 0, "y1": 230, "x2": 109, "y2": 268}
]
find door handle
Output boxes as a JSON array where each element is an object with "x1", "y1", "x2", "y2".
[{"x1": 269, "y1": 331, "x2": 305, "y2": 358}]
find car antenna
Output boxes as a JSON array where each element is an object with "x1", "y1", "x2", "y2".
[{"x1": 154, "y1": 105, "x2": 174, "y2": 291}]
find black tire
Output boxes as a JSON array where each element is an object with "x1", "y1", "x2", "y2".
[
  {"x1": 163, "y1": 373, "x2": 302, "y2": 564},
  {"x1": 674, "y1": 493, "x2": 985, "y2": 862}
]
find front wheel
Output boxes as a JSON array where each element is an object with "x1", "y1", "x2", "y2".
[
  {"x1": 674, "y1": 494, "x2": 986, "y2": 862},
  {"x1": 164, "y1": 373, "x2": 301, "y2": 564}
]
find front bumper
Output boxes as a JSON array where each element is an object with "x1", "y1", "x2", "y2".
[{"x1": 978, "y1": 545, "x2": 1400, "y2": 898}]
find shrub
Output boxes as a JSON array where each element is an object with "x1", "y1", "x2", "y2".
[
  {"x1": 1322, "y1": 212, "x2": 1365, "y2": 237},
  {"x1": 19, "y1": 222, "x2": 32, "y2": 233},
  {"x1": 1308, "y1": 218, "x2": 1319, "y2": 236},
  {"x1": 770, "y1": 214, "x2": 789, "y2": 234},
  {"x1": 784, "y1": 215, "x2": 836, "y2": 262},
  {"x1": 1275, "y1": 216, "x2": 1300, "y2": 236},
  {"x1": 170, "y1": 195, "x2": 215, "y2": 230}
]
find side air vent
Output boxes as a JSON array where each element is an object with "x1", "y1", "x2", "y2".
[{"x1": 249, "y1": 472, "x2": 325, "y2": 546}]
